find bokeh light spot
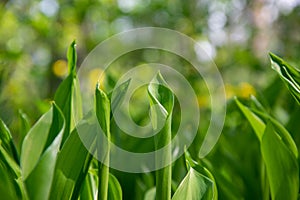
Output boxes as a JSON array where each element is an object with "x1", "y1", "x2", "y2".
[{"x1": 52, "y1": 59, "x2": 68, "y2": 78}]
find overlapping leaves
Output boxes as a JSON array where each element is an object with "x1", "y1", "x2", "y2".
[
  {"x1": 269, "y1": 53, "x2": 300, "y2": 104},
  {"x1": 235, "y1": 97, "x2": 298, "y2": 200}
]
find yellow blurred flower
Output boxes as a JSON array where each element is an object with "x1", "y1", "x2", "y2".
[
  {"x1": 52, "y1": 59, "x2": 68, "y2": 78},
  {"x1": 238, "y1": 82, "x2": 256, "y2": 98},
  {"x1": 89, "y1": 68, "x2": 105, "y2": 90},
  {"x1": 197, "y1": 95, "x2": 209, "y2": 107},
  {"x1": 225, "y1": 82, "x2": 256, "y2": 99}
]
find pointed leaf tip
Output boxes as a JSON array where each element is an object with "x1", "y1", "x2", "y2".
[
  {"x1": 151, "y1": 71, "x2": 169, "y2": 87},
  {"x1": 96, "y1": 81, "x2": 100, "y2": 90},
  {"x1": 67, "y1": 40, "x2": 77, "y2": 74},
  {"x1": 269, "y1": 52, "x2": 300, "y2": 104},
  {"x1": 269, "y1": 52, "x2": 278, "y2": 61}
]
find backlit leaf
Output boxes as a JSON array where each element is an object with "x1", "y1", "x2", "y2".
[
  {"x1": 54, "y1": 40, "x2": 82, "y2": 145},
  {"x1": 148, "y1": 72, "x2": 174, "y2": 200},
  {"x1": 24, "y1": 103, "x2": 65, "y2": 200},
  {"x1": 172, "y1": 167, "x2": 213, "y2": 200},
  {"x1": 269, "y1": 53, "x2": 300, "y2": 104},
  {"x1": 108, "y1": 173, "x2": 122, "y2": 200},
  {"x1": 21, "y1": 107, "x2": 53, "y2": 180}
]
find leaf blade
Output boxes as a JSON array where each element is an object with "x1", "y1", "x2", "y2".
[
  {"x1": 261, "y1": 122, "x2": 298, "y2": 200},
  {"x1": 54, "y1": 40, "x2": 82, "y2": 145},
  {"x1": 172, "y1": 168, "x2": 212, "y2": 200},
  {"x1": 21, "y1": 107, "x2": 53, "y2": 179},
  {"x1": 0, "y1": 119, "x2": 19, "y2": 163},
  {"x1": 49, "y1": 115, "x2": 96, "y2": 200},
  {"x1": 148, "y1": 72, "x2": 174, "y2": 200},
  {"x1": 24, "y1": 103, "x2": 65, "y2": 200},
  {"x1": 107, "y1": 173, "x2": 122, "y2": 200}
]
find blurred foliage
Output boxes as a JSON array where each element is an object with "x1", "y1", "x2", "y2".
[{"x1": 1, "y1": 0, "x2": 300, "y2": 123}]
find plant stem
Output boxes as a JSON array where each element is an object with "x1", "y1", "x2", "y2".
[
  {"x1": 155, "y1": 118, "x2": 172, "y2": 200},
  {"x1": 95, "y1": 85, "x2": 111, "y2": 200},
  {"x1": 148, "y1": 72, "x2": 174, "y2": 200},
  {"x1": 98, "y1": 154, "x2": 110, "y2": 200}
]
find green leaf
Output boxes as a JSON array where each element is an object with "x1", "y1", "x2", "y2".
[
  {"x1": 44, "y1": 103, "x2": 65, "y2": 151},
  {"x1": 108, "y1": 173, "x2": 122, "y2": 200},
  {"x1": 235, "y1": 98, "x2": 299, "y2": 199},
  {"x1": 182, "y1": 151, "x2": 217, "y2": 200},
  {"x1": 49, "y1": 114, "x2": 96, "y2": 200},
  {"x1": 79, "y1": 173, "x2": 97, "y2": 200},
  {"x1": 54, "y1": 40, "x2": 82, "y2": 145},
  {"x1": 109, "y1": 78, "x2": 131, "y2": 112},
  {"x1": 0, "y1": 119, "x2": 19, "y2": 163},
  {"x1": 234, "y1": 97, "x2": 265, "y2": 141},
  {"x1": 172, "y1": 168, "x2": 213, "y2": 200},
  {"x1": 0, "y1": 161, "x2": 19, "y2": 200},
  {"x1": 148, "y1": 72, "x2": 174, "y2": 146},
  {"x1": 148, "y1": 72, "x2": 174, "y2": 131},
  {"x1": 0, "y1": 143, "x2": 21, "y2": 178},
  {"x1": 24, "y1": 103, "x2": 65, "y2": 200},
  {"x1": 251, "y1": 109, "x2": 298, "y2": 158},
  {"x1": 68, "y1": 40, "x2": 77, "y2": 74},
  {"x1": 73, "y1": 76, "x2": 83, "y2": 126},
  {"x1": 95, "y1": 85, "x2": 110, "y2": 136},
  {"x1": 144, "y1": 187, "x2": 156, "y2": 200},
  {"x1": 261, "y1": 122, "x2": 299, "y2": 200},
  {"x1": 269, "y1": 53, "x2": 300, "y2": 104},
  {"x1": 0, "y1": 144, "x2": 28, "y2": 199},
  {"x1": 148, "y1": 72, "x2": 174, "y2": 200},
  {"x1": 21, "y1": 107, "x2": 53, "y2": 180},
  {"x1": 18, "y1": 110, "x2": 30, "y2": 152},
  {"x1": 95, "y1": 85, "x2": 111, "y2": 200},
  {"x1": 236, "y1": 96, "x2": 298, "y2": 158},
  {"x1": 54, "y1": 75, "x2": 74, "y2": 143}
]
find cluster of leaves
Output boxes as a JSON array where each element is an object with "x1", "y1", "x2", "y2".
[
  {"x1": 0, "y1": 41, "x2": 300, "y2": 199},
  {"x1": 0, "y1": 41, "x2": 122, "y2": 200}
]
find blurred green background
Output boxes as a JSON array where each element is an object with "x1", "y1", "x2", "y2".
[
  {"x1": 2, "y1": 0, "x2": 300, "y2": 125},
  {"x1": 1, "y1": 0, "x2": 300, "y2": 123}
]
